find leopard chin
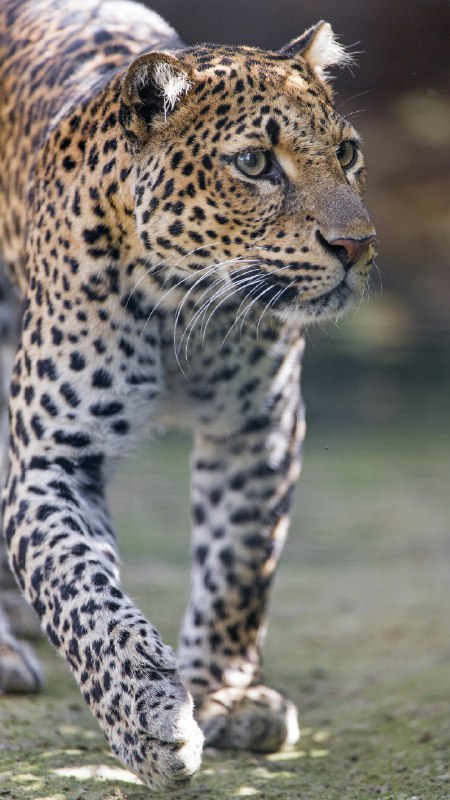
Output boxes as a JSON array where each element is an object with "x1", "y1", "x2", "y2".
[
  {"x1": 272, "y1": 256, "x2": 374, "y2": 324},
  {"x1": 248, "y1": 270, "x2": 365, "y2": 325},
  {"x1": 272, "y1": 281, "x2": 351, "y2": 325}
]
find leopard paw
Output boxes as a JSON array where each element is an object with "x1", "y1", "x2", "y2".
[
  {"x1": 195, "y1": 685, "x2": 300, "y2": 752},
  {"x1": 87, "y1": 628, "x2": 204, "y2": 790},
  {"x1": 1, "y1": 590, "x2": 42, "y2": 639},
  {"x1": 109, "y1": 674, "x2": 204, "y2": 789},
  {"x1": 0, "y1": 636, "x2": 44, "y2": 693}
]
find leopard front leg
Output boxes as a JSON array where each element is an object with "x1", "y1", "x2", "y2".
[
  {"x1": 3, "y1": 332, "x2": 203, "y2": 789},
  {"x1": 178, "y1": 324, "x2": 305, "y2": 752}
]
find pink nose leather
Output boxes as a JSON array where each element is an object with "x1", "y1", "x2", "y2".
[{"x1": 328, "y1": 235, "x2": 376, "y2": 268}]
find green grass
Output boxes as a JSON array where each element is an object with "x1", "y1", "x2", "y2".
[{"x1": 1, "y1": 420, "x2": 449, "y2": 799}]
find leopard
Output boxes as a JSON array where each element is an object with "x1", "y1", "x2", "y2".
[{"x1": 0, "y1": 0, "x2": 376, "y2": 789}]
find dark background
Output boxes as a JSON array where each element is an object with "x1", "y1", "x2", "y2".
[{"x1": 147, "y1": 0, "x2": 450, "y2": 429}]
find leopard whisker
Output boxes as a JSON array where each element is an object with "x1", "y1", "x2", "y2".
[
  {"x1": 172, "y1": 266, "x2": 224, "y2": 376},
  {"x1": 139, "y1": 257, "x2": 223, "y2": 337},
  {"x1": 192, "y1": 261, "x2": 259, "y2": 319},
  {"x1": 255, "y1": 279, "x2": 299, "y2": 337},
  {"x1": 174, "y1": 261, "x2": 260, "y2": 372},
  {"x1": 218, "y1": 262, "x2": 294, "y2": 348},
  {"x1": 237, "y1": 282, "x2": 278, "y2": 337},
  {"x1": 233, "y1": 263, "x2": 296, "y2": 336},
  {"x1": 159, "y1": 244, "x2": 220, "y2": 289},
  {"x1": 199, "y1": 269, "x2": 263, "y2": 345},
  {"x1": 180, "y1": 263, "x2": 260, "y2": 345},
  {"x1": 126, "y1": 254, "x2": 172, "y2": 308},
  {"x1": 127, "y1": 244, "x2": 213, "y2": 308},
  {"x1": 179, "y1": 267, "x2": 262, "y2": 362},
  {"x1": 217, "y1": 277, "x2": 268, "y2": 350},
  {"x1": 372, "y1": 261, "x2": 383, "y2": 294},
  {"x1": 195, "y1": 263, "x2": 262, "y2": 336}
]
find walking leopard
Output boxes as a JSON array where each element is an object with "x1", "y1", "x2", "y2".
[{"x1": 0, "y1": 0, "x2": 376, "y2": 788}]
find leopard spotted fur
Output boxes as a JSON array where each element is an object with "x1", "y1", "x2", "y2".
[{"x1": 0, "y1": 0, "x2": 375, "y2": 788}]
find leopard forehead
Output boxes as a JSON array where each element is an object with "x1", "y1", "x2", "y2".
[
  {"x1": 130, "y1": 43, "x2": 359, "y2": 207},
  {"x1": 129, "y1": 42, "x2": 358, "y2": 196},
  {"x1": 182, "y1": 43, "x2": 317, "y2": 85},
  {"x1": 148, "y1": 44, "x2": 341, "y2": 140}
]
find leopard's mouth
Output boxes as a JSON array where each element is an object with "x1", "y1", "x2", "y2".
[
  {"x1": 230, "y1": 268, "x2": 355, "y2": 322},
  {"x1": 298, "y1": 278, "x2": 353, "y2": 318}
]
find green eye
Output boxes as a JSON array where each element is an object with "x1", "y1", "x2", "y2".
[
  {"x1": 235, "y1": 150, "x2": 269, "y2": 177},
  {"x1": 336, "y1": 141, "x2": 358, "y2": 170}
]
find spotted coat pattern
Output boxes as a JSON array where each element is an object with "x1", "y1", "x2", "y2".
[{"x1": 0, "y1": 0, "x2": 375, "y2": 789}]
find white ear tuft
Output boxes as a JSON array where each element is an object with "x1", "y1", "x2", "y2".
[
  {"x1": 152, "y1": 61, "x2": 192, "y2": 119},
  {"x1": 306, "y1": 22, "x2": 354, "y2": 78},
  {"x1": 122, "y1": 53, "x2": 194, "y2": 143}
]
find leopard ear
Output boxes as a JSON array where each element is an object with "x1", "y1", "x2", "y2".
[
  {"x1": 279, "y1": 21, "x2": 353, "y2": 80},
  {"x1": 120, "y1": 52, "x2": 193, "y2": 144}
]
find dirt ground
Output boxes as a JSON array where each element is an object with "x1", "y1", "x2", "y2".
[{"x1": 1, "y1": 419, "x2": 449, "y2": 800}]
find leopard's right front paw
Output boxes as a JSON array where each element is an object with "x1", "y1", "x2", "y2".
[{"x1": 103, "y1": 667, "x2": 204, "y2": 790}]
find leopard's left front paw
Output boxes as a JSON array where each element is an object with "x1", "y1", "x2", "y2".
[
  {"x1": 0, "y1": 637, "x2": 44, "y2": 693},
  {"x1": 195, "y1": 685, "x2": 299, "y2": 752}
]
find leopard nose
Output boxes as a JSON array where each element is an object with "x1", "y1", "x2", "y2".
[{"x1": 326, "y1": 235, "x2": 376, "y2": 271}]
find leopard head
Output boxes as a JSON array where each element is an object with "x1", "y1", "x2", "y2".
[{"x1": 120, "y1": 21, "x2": 376, "y2": 324}]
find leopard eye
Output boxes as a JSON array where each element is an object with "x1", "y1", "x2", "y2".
[
  {"x1": 336, "y1": 141, "x2": 358, "y2": 170},
  {"x1": 235, "y1": 150, "x2": 269, "y2": 177}
]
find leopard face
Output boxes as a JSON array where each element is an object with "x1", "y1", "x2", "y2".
[{"x1": 120, "y1": 25, "x2": 376, "y2": 325}]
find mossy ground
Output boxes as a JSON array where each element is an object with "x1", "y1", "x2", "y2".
[{"x1": 1, "y1": 422, "x2": 449, "y2": 800}]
